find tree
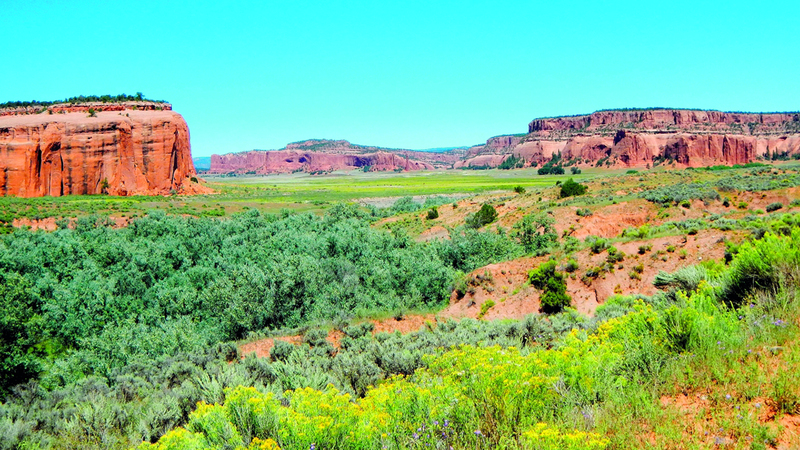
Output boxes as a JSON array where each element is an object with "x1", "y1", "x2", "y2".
[
  {"x1": 466, "y1": 203, "x2": 498, "y2": 229},
  {"x1": 559, "y1": 178, "x2": 587, "y2": 198},
  {"x1": 511, "y1": 213, "x2": 557, "y2": 255},
  {"x1": 529, "y1": 261, "x2": 571, "y2": 314}
]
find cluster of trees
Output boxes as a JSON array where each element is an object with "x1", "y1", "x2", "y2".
[
  {"x1": 0, "y1": 93, "x2": 163, "y2": 109},
  {"x1": 537, "y1": 152, "x2": 565, "y2": 175},
  {"x1": 498, "y1": 154, "x2": 524, "y2": 170}
]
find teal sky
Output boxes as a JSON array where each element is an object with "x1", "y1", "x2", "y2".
[{"x1": 2, "y1": 1, "x2": 799, "y2": 157}]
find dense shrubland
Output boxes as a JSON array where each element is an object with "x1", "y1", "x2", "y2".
[
  {"x1": 0, "y1": 204, "x2": 538, "y2": 448},
  {"x1": 137, "y1": 227, "x2": 800, "y2": 450},
  {"x1": 640, "y1": 170, "x2": 800, "y2": 206},
  {"x1": 0, "y1": 205, "x2": 528, "y2": 397},
  {"x1": 2, "y1": 207, "x2": 797, "y2": 448}
]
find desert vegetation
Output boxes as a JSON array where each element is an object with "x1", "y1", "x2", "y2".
[
  {"x1": 0, "y1": 93, "x2": 165, "y2": 109},
  {"x1": 1, "y1": 162, "x2": 799, "y2": 449}
]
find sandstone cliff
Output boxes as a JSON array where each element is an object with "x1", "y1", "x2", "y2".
[
  {"x1": 0, "y1": 108, "x2": 197, "y2": 197},
  {"x1": 211, "y1": 149, "x2": 434, "y2": 174},
  {"x1": 458, "y1": 109, "x2": 800, "y2": 169}
]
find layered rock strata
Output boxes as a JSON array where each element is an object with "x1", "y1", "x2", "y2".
[
  {"x1": 458, "y1": 109, "x2": 800, "y2": 169},
  {"x1": 209, "y1": 139, "x2": 461, "y2": 174},
  {"x1": 211, "y1": 150, "x2": 434, "y2": 174},
  {"x1": 0, "y1": 108, "x2": 196, "y2": 197}
]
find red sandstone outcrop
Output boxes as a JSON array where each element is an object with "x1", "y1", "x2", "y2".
[
  {"x1": 0, "y1": 108, "x2": 197, "y2": 197},
  {"x1": 211, "y1": 149, "x2": 434, "y2": 174},
  {"x1": 209, "y1": 139, "x2": 459, "y2": 174},
  {"x1": 529, "y1": 109, "x2": 800, "y2": 134},
  {"x1": 459, "y1": 109, "x2": 800, "y2": 169}
]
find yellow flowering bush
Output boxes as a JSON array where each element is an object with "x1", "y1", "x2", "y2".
[{"x1": 522, "y1": 423, "x2": 609, "y2": 450}]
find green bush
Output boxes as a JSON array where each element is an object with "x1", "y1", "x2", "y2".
[
  {"x1": 478, "y1": 299, "x2": 496, "y2": 318},
  {"x1": 513, "y1": 185, "x2": 526, "y2": 194},
  {"x1": 564, "y1": 259, "x2": 579, "y2": 273},
  {"x1": 426, "y1": 207, "x2": 439, "y2": 220},
  {"x1": 511, "y1": 213, "x2": 557, "y2": 255},
  {"x1": 559, "y1": 178, "x2": 588, "y2": 198},
  {"x1": 529, "y1": 261, "x2": 572, "y2": 314},
  {"x1": 576, "y1": 208, "x2": 592, "y2": 217},
  {"x1": 587, "y1": 236, "x2": 610, "y2": 254},
  {"x1": 766, "y1": 202, "x2": 783, "y2": 212},
  {"x1": 606, "y1": 246, "x2": 625, "y2": 263},
  {"x1": 466, "y1": 203, "x2": 498, "y2": 229}
]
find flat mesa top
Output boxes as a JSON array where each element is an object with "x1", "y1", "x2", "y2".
[{"x1": 0, "y1": 109, "x2": 182, "y2": 127}]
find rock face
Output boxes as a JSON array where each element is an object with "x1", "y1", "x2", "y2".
[
  {"x1": 459, "y1": 109, "x2": 800, "y2": 169},
  {"x1": 0, "y1": 108, "x2": 196, "y2": 197},
  {"x1": 209, "y1": 139, "x2": 457, "y2": 174},
  {"x1": 211, "y1": 149, "x2": 434, "y2": 174}
]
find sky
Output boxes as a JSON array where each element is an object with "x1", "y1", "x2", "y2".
[{"x1": 2, "y1": 0, "x2": 800, "y2": 157}]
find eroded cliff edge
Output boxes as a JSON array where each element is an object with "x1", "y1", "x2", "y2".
[
  {"x1": 0, "y1": 107, "x2": 197, "y2": 197},
  {"x1": 457, "y1": 109, "x2": 800, "y2": 169}
]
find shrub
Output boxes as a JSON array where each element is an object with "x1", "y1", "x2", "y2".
[
  {"x1": 478, "y1": 300, "x2": 496, "y2": 319},
  {"x1": 564, "y1": 259, "x2": 579, "y2": 273},
  {"x1": 303, "y1": 328, "x2": 329, "y2": 347},
  {"x1": 606, "y1": 247, "x2": 625, "y2": 263},
  {"x1": 637, "y1": 244, "x2": 652, "y2": 254},
  {"x1": 576, "y1": 208, "x2": 592, "y2": 217},
  {"x1": 529, "y1": 261, "x2": 571, "y2": 314},
  {"x1": 722, "y1": 197, "x2": 731, "y2": 207},
  {"x1": 559, "y1": 178, "x2": 588, "y2": 198},
  {"x1": 513, "y1": 185, "x2": 526, "y2": 194},
  {"x1": 466, "y1": 204, "x2": 498, "y2": 229},
  {"x1": 570, "y1": 167, "x2": 582, "y2": 175},
  {"x1": 511, "y1": 213, "x2": 557, "y2": 255},
  {"x1": 640, "y1": 183, "x2": 720, "y2": 205},
  {"x1": 587, "y1": 236, "x2": 610, "y2": 254},
  {"x1": 343, "y1": 322, "x2": 374, "y2": 339},
  {"x1": 766, "y1": 202, "x2": 783, "y2": 212},
  {"x1": 679, "y1": 200, "x2": 691, "y2": 209},
  {"x1": 737, "y1": 201, "x2": 749, "y2": 209},
  {"x1": 426, "y1": 207, "x2": 439, "y2": 220},
  {"x1": 270, "y1": 340, "x2": 295, "y2": 362}
]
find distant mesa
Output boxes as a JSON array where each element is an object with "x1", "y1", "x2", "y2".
[
  {"x1": 208, "y1": 139, "x2": 465, "y2": 174},
  {"x1": 0, "y1": 94, "x2": 202, "y2": 197},
  {"x1": 455, "y1": 108, "x2": 800, "y2": 169},
  {"x1": 211, "y1": 109, "x2": 800, "y2": 175}
]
